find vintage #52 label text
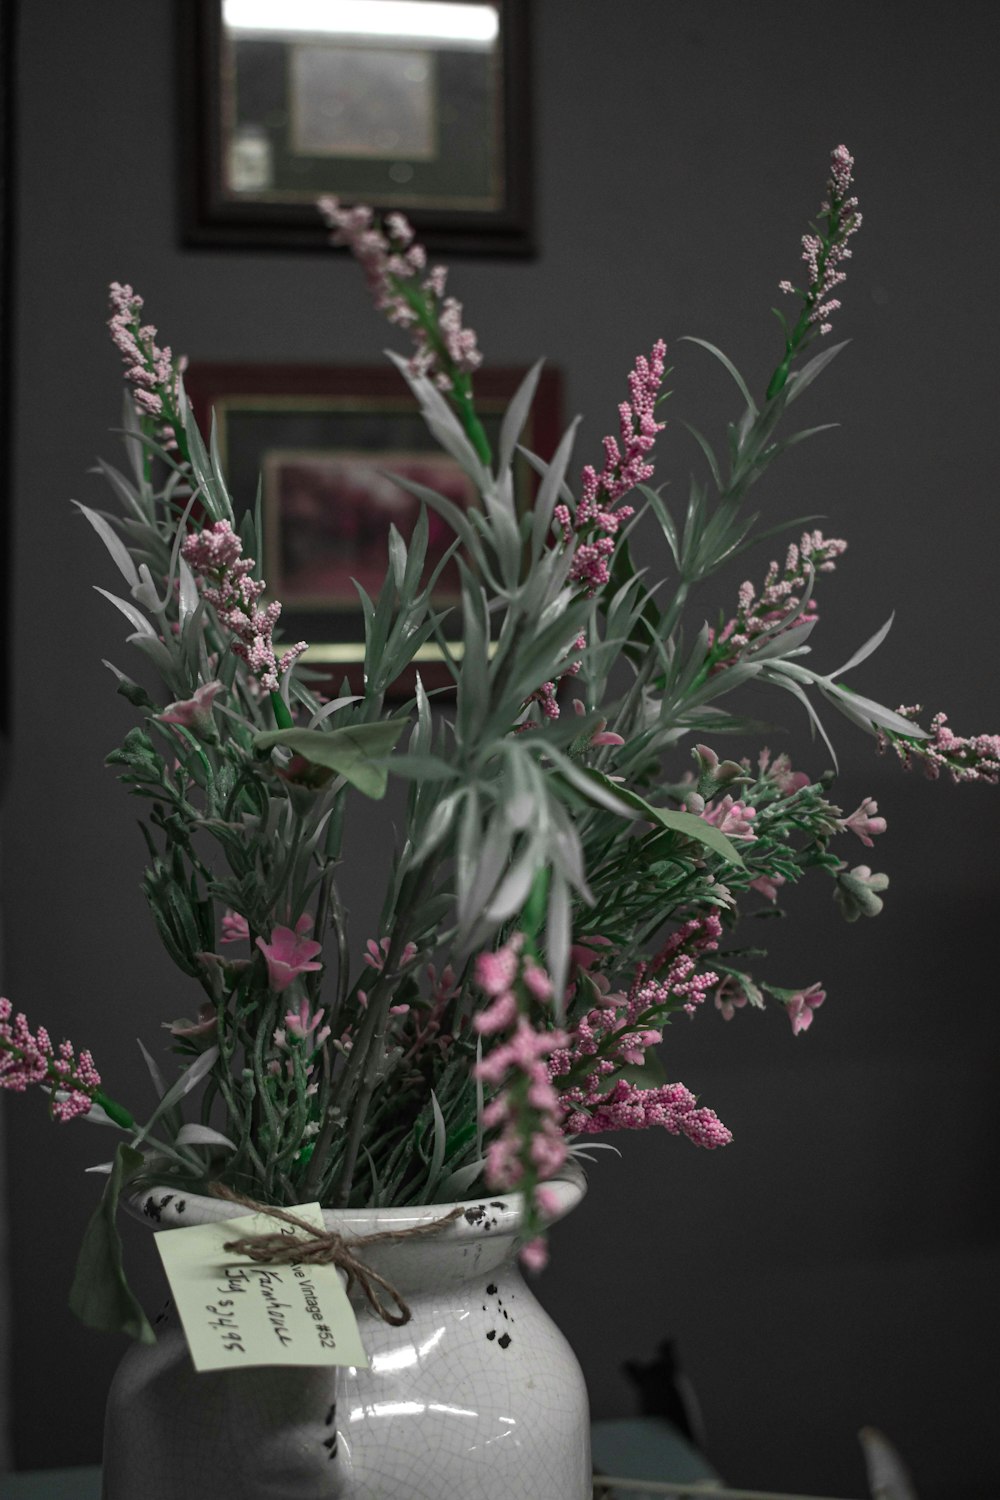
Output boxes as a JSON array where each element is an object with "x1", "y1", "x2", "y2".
[{"x1": 154, "y1": 1203, "x2": 369, "y2": 1372}]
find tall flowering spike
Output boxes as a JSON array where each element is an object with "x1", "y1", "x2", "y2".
[
  {"x1": 768, "y1": 146, "x2": 862, "y2": 398},
  {"x1": 181, "y1": 520, "x2": 307, "y2": 693},
  {"x1": 472, "y1": 934, "x2": 570, "y2": 1262},
  {"x1": 524, "y1": 341, "x2": 667, "y2": 726},
  {"x1": 708, "y1": 530, "x2": 847, "y2": 670},
  {"x1": 107, "y1": 282, "x2": 187, "y2": 444},
  {"x1": 560, "y1": 339, "x2": 667, "y2": 593},
  {"x1": 878, "y1": 708, "x2": 1000, "y2": 785},
  {"x1": 0, "y1": 997, "x2": 102, "y2": 1122},
  {"x1": 318, "y1": 197, "x2": 489, "y2": 466},
  {"x1": 318, "y1": 196, "x2": 483, "y2": 387}
]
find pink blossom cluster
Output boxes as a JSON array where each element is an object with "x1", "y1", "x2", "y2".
[
  {"x1": 565, "y1": 1077, "x2": 732, "y2": 1147},
  {"x1": 180, "y1": 520, "x2": 307, "y2": 692},
  {"x1": 549, "y1": 915, "x2": 729, "y2": 1148},
  {"x1": 318, "y1": 198, "x2": 481, "y2": 392},
  {"x1": 778, "y1": 144, "x2": 862, "y2": 335},
  {"x1": 711, "y1": 531, "x2": 847, "y2": 662},
  {"x1": 472, "y1": 936, "x2": 569, "y2": 1194},
  {"x1": 555, "y1": 340, "x2": 667, "y2": 595},
  {"x1": 0, "y1": 998, "x2": 101, "y2": 1122},
  {"x1": 524, "y1": 343, "x2": 666, "y2": 724},
  {"x1": 879, "y1": 708, "x2": 1000, "y2": 785},
  {"x1": 107, "y1": 282, "x2": 183, "y2": 423}
]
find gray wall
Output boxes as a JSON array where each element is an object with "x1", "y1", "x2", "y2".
[{"x1": 3, "y1": 3, "x2": 998, "y2": 1496}]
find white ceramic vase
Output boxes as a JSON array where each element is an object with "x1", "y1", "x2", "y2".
[{"x1": 102, "y1": 1167, "x2": 591, "y2": 1499}]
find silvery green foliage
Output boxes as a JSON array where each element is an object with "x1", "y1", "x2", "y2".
[{"x1": 79, "y1": 315, "x2": 919, "y2": 1234}]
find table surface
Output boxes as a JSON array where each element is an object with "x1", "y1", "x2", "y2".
[{"x1": 0, "y1": 1471, "x2": 101, "y2": 1499}]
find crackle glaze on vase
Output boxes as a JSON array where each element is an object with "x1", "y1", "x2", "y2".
[{"x1": 102, "y1": 1168, "x2": 591, "y2": 1500}]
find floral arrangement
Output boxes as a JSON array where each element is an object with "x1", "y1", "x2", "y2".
[{"x1": 2, "y1": 145, "x2": 997, "y2": 1335}]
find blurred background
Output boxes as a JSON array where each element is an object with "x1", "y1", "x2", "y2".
[{"x1": 1, "y1": 3, "x2": 998, "y2": 1496}]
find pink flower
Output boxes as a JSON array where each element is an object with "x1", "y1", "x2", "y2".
[
  {"x1": 255, "y1": 916, "x2": 323, "y2": 994},
  {"x1": 220, "y1": 910, "x2": 250, "y2": 944},
  {"x1": 839, "y1": 797, "x2": 887, "y2": 847},
  {"x1": 363, "y1": 936, "x2": 419, "y2": 973},
  {"x1": 168, "y1": 1003, "x2": 218, "y2": 1041},
  {"x1": 750, "y1": 872, "x2": 786, "y2": 903},
  {"x1": 713, "y1": 978, "x2": 749, "y2": 1022},
  {"x1": 519, "y1": 1237, "x2": 549, "y2": 1273},
  {"x1": 700, "y1": 795, "x2": 757, "y2": 840},
  {"x1": 572, "y1": 706, "x2": 626, "y2": 748},
  {"x1": 157, "y1": 680, "x2": 224, "y2": 734},
  {"x1": 283, "y1": 997, "x2": 331, "y2": 1048},
  {"x1": 786, "y1": 983, "x2": 826, "y2": 1036}
]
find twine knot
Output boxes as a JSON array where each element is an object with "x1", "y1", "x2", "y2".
[{"x1": 208, "y1": 1183, "x2": 463, "y2": 1327}]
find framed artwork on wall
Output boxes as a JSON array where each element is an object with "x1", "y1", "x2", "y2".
[
  {"x1": 0, "y1": 0, "x2": 15, "y2": 754},
  {"x1": 177, "y1": 0, "x2": 534, "y2": 255},
  {"x1": 182, "y1": 362, "x2": 563, "y2": 694}
]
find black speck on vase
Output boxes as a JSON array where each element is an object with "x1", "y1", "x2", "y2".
[
  {"x1": 486, "y1": 1330, "x2": 496, "y2": 1341},
  {"x1": 498, "y1": 1333, "x2": 512, "y2": 1349}
]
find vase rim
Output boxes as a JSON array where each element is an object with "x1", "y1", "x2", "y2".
[{"x1": 124, "y1": 1159, "x2": 586, "y2": 1239}]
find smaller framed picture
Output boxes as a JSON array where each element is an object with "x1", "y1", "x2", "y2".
[
  {"x1": 183, "y1": 362, "x2": 563, "y2": 696},
  {"x1": 177, "y1": 0, "x2": 534, "y2": 255}
]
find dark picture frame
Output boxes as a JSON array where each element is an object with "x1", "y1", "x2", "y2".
[
  {"x1": 183, "y1": 362, "x2": 563, "y2": 695},
  {"x1": 177, "y1": 0, "x2": 534, "y2": 256},
  {"x1": 0, "y1": 0, "x2": 16, "y2": 760}
]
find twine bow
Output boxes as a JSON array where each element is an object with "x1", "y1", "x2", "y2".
[{"x1": 208, "y1": 1183, "x2": 463, "y2": 1327}]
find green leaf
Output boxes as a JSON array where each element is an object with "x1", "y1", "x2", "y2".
[
  {"x1": 784, "y1": 340, "x2": 849, "y2": 403},
  {"x1": 521, "y1": 866, "x2": 550, "y2": 942},
  {"x1": 681, "y1": 336, "x2": 758, "y2": 415},
  {"x1": 568, "y1": 764, "x2": 746, "y2": 868},
  {"x1": 678, "y1": 422, "x2": 723, "y2": 493},
  {"x1": 254, "y1": 721, "x2": 408, "y2": 799},
  {"x1": 499, "y1": 359, "x2": 544, "y2": 474},
  {"x1": 69, "y1": 1143, "x2": 155, "y2": 1343}
]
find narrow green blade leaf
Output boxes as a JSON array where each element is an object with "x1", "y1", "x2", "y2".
[{"x1": 681, "y1": 336, "x2": 758, "y2": 414}]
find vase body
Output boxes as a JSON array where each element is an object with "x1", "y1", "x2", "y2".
[{"x1": 102, "y1": 1170, "x2": 591, "y2": 1500}]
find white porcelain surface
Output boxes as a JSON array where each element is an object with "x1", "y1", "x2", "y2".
[{"x1": 102, "y1": 1170, "x2": 591, "y2": 1499}]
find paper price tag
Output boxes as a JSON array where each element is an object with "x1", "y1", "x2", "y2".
[{"x1": 155, "y1": 1203, "x2": 369, "y2": 1372}]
